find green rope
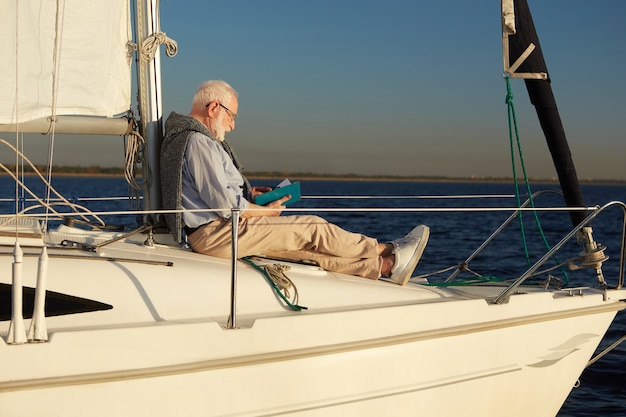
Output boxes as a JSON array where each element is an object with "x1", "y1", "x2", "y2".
[
  {"x1": 505, "y1": 77, "x2": 531, "y2": 263},
  {"x1": 504, "y1": 77, "x2": 570, "y2": 283},
  {"x1": 241, "y1": 257, "x2": 308, "y2": 311}
]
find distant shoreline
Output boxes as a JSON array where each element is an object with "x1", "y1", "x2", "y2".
[
  {"x1": 251, "y1": 176, "x2": 626, "y2": 186},
  {"x1": 2, "y1": 171, "x2": 625, "y2": 185}
]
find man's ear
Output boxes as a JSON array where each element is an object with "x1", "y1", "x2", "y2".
[{"x1": 206, "y1": 101, "x2": 219, "y2": 117}]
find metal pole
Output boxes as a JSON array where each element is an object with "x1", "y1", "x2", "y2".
[
  {"x1": 227, "y1": 209, "x2": 241, "y2": 329},
  {"x1": 135, "y1": 0, "x2": 165, "y2": 225}
]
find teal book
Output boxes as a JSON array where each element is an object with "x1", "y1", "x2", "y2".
[{"x1": 254, "y1": 180, "x2": 301, "y2": 206}]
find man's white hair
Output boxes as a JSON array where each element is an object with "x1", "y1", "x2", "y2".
[{"x1": 191, "y1": 80, "x2": 238, "y2": 113}]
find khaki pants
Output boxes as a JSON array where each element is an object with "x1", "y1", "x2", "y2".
[{"x1": 187, "y1": 215, "x2": 382, "y2": 279}]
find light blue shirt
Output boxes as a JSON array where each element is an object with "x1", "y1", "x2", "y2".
[{"x1": 181, "y1": 132, "x2": 250, "y2": 227}]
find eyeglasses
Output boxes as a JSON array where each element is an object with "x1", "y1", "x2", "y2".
[{"x1": 206, "y1": 101, "x2": 237, "y2": 121}]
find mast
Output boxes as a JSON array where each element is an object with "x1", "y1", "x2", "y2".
[
  {"x1": 502, "y1": 0, "x2": 608, "y2": 285},
  {"x1": 134, "y1": 0, "x2": 171, "y2": 224},
  {"x1": 502, "y1": 0, "x2": 586, "y2": 227}
]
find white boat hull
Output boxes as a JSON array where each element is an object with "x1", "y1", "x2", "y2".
[{"x1": 1, "y1": 225, "x2": 624, "y2": 417}]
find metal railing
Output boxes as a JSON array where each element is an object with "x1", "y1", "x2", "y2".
[
  {"x1": 4, "y1": 195, "x2": 625, "y2": 328},
  {"x1": 493, "y1": 201, "x2": 626, "y2": 304},
  {"x1": 445, "y1": 189, "x2": 565, "y2": 283}
]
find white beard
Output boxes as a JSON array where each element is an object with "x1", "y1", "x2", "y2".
[{"x1": 213, "y1": 111, "x2": 230, "y2": 141}]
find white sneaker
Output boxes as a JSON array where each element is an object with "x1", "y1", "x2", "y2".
[{"x1": 389, "y1": 225, "x2": 430, "y2": 286}]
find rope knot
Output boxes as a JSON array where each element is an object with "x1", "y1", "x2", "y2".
[{"x1": 140, "y1": 32, "x2": 178, "y2": 63}]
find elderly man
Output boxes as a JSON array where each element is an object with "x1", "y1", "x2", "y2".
[{"x1": 161, "y1": 80, "x2": 429, "y2": 285}]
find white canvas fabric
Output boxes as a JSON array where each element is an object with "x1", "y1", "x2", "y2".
[{"x1": 0, "y1": 0, "x2": 131, "y2": 124}]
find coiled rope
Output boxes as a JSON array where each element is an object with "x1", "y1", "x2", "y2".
[
  {"x1": 124, "y1": 128, "x2": 147, "y2": 209},
  {"x1": 242, "y1": 257, "x2": 307, "y2": 311},
  {"x1": 139, "y1": 32, "x2": 178, "y2": 62}
]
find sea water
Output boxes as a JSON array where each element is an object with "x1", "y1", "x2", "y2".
[{"x1": 1, "y1": 176, "x2": 624, "y2": 416}]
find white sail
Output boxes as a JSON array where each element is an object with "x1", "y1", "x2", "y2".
[{"x1": 0, "y1": 0, "x2": 131, "y2": 125}]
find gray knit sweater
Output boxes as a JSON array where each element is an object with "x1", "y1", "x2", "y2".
[{"x1": 160, "y1": 112, "x2": 251, "y2": 243}]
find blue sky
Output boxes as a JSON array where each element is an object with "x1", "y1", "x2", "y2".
[{"x1": 21, "y1": 0, "x2": 626, "y2": 180}]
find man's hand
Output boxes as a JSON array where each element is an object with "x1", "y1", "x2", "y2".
[
  {"x1": 242, "y1": 195, "x2": 290, "y2": 218},
  {"x1": 251, "y1": 186, "x2": 272, "y2": 198}
]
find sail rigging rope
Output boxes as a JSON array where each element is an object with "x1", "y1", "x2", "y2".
[
  {"x1": 40, "y1": 0, "x2": 67, "y2": 232},
  {"x1": 586, "y1": 334, "x2": 626, "y2": 368},
  {"x1": 0, "y1": 139, "x2": 105, "y2": 227},
  {"x1": 125, "y1": 129, "x2": 147, "y2": 209},
  {"x1": 12, "y1": 4, "x2": 18, "y2": 226},
  {"x1": 505, "y1": 76, "x2": 570, "y2": 283}
]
